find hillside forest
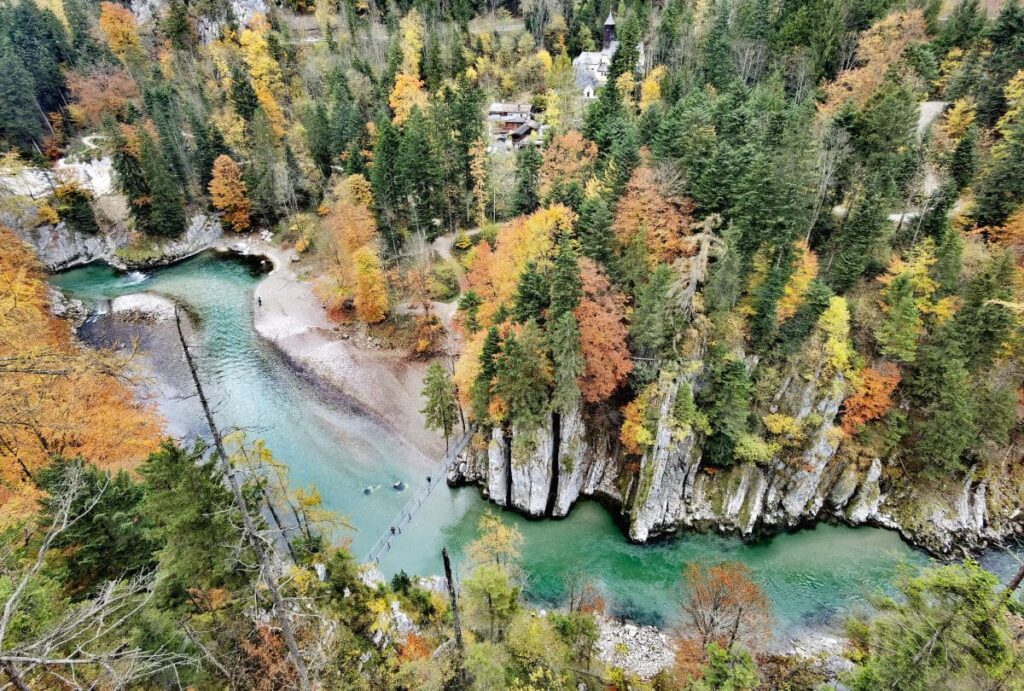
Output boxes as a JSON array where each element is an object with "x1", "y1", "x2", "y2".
[{"x1": 2, "y1": 0, "x2": 1024, "y2": 688}]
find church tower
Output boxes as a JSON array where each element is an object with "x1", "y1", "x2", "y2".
[{"x1": 603, "y1": 11, "x2": 616, "y2": 50}]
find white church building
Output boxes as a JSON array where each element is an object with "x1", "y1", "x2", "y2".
[{"x1": 572, "y1": 12, "x2": 645, "y2": 99}]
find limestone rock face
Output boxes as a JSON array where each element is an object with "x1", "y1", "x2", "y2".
[
  {"x1": 509, "y1": 423, "x2": 554, "y2": 517},
  {"x1": 486, "y1": 427, "x2": 509, "y2": 508}
]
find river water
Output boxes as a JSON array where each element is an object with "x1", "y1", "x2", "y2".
[{"x1": 51, "y1": 251, "x2": 944, "y2": 637}]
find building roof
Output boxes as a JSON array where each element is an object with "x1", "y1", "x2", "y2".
[
  {"x1": 488, "y1": 102, "x2": 532, "y2": 115},
  {"x1": 511, "y1": 120, "x2": 541, "y2": 138},
  {"x1": 605, "y1": 11, "x2": 615, "y2": 26}
]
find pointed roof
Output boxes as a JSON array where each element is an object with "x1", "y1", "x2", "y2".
[{"x1": 604, "y1": 11, "x2": 615, "y2": 26}]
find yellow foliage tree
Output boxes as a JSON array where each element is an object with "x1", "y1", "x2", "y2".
[
  {"x1": 208, "y1": 155, "x2": 252, "y2": 232},
  {"x1": 240, "y1": 14, "x2": 287, "y2": 135},
  {"x1": 818, "y1": 10, "x2": 926, "y2": 117},
  {"x1": 0, "y1": 228, "x2": 161, "y2": 522},
  {"x1": 639, "y1": 65, "x2": 667, "y2": 112},
  {"x1": 352, "y1": 246, "x2": 388, "y2": 323},
  {"x1": 97, "y1": 2, "x2": 142, "y2": 63},
  {"x1": 389, "y1": 72, "x2": 429, "y2": 126},
  {"x1": 399, "y1": 9, "x2": 425, "y2": 77},
  {"x1": 777, "y1": 242, "x2": 818, "y2": 321}
]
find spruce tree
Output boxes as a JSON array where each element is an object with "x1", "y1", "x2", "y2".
[
  {"x1": 512, "y1": 144, "x2": 542, "y2": 216},
  {"x1": 190, "y1": 112, "x2": 227, "y2": 189},
  {"x1": 493, "y1": 322, "x2": 551, "y2": 429},
  {"x1": 630, "y1": 263, "x2": 674, "y2": 356},
  {"x1": 971, "y1": 124, "x2": 1024, "y2": 228},
  {"x1": 548, "y1": 311, "x2": 583, "y2": 414},
  {"x1": 0, "y1": 40, "x2": 42, "y2": 152},
  {"x1": 576, "y1": 197, "x2": 614, "y2": 265},
  {"x1": 829, "y1": 189, "x2": 886, "y2": 293},
  {"x1": 698, "y1": 346, "x2": 753, "y2": 467},
  {"x1": 138, "y1": 127, "x2": 186, "y2": 237},
  {"x1": 512, "y1": 262, "x2": 550, "y2": 324},
  {"x1": 875, "y1": 274, "x2": 921, "y2": 363},
  {"x1": 371, "y1": 117, "x2": 402, "y2": 251},
  {"x1": 470, "y1": 327, "x2": 501, "y2": 422},
  {"x1": 549, "y1": 239, "x2": 582, "y2": 319},
  {"x1": 107, "y1": 119, "x2": 152, "y2": 229},
  {"x1": 952, "y1": 252, "x2": 1015, "y2": 368},
  {"x1": 397, "y1": 107, "x2": 441, "y2": 239},
  {"x1": 420, "y1": 362, "x2": 460, "y2": 451},
  {"x1": 230, "y1": 65, "x2": 259, "y2": 122},
  {"x1": 458, "y1": 290, "x2": 483, "y2": 333},
  {"x1": 305, "y1": 103, "x2": 333, "y2": 177},
  {"x1": 245, "y1": 108, "x2": 280, "y2": 227}
]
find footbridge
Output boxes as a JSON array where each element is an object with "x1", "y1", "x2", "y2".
[{"x1": 363, "y1": 430, "x2": 474, "y2": 564}]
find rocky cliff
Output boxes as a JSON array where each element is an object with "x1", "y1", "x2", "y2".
[{"x1": 449, "y1": 360, "x2": 1023, "y2": 557}]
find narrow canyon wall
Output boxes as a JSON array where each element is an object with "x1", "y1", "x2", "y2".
[{"x1": 449, "y1": 365, "x2": 1021, "y2": 556}]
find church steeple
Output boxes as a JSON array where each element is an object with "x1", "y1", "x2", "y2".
[{"x1": 603, "y1": 11, "x2": 616, "y2": 50}]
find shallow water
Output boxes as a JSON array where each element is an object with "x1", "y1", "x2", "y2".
[{"x1": 52, "y1": 251, "x2": 942, "y2": 636}]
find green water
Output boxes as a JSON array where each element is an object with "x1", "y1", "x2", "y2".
[{"x1": 52, "y1": 251, "x2": 931, "y2": 636}]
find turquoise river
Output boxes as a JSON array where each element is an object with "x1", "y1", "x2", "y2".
[{"x1": 52, "y1": 250, "x2": 997, "y2": 640}]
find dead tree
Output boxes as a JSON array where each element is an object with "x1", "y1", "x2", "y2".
[{"x1": 174, "y1": 308, "x2": 310, "y2": 690}]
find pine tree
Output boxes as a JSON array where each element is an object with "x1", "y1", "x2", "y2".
[
  {"x1": 245, "y1": 108, "x2": 280, "y2": 226},
  {"x1": 190, "y1": 112, "x2": 227, "y2": 189},
  {"x1": 971, "y1": 124, "x2": 1024, "y2": 228},
  {"x1": 0, "y1": 40, "x2": 42, "y2": 151},
  {"x1": 138, "y1": 127, "x2": 186, "y2": 237},
  {"x1": 952, "y1": 252, "x2": 1015, "y2": 368},
  {"x1": 549, "y1": 240, "x2": 583, "y2": 321},
  {"x1": 512, "y1": 262, "x2": 550, "y2": 324},
  {"x1": 704, "y1": 224, "x2": 744, "y2": 315},
  {"x1": 108, "y1": 120, "x2": 152, "y2": 229},
  {"x1": 420, "y1": 362, "x2": 460, "y2": 451},
  {"x1": 949, "y1": 125, "x2": 978, "y2": 191},
  {"x1": 470, "y1": 327, "x2": 501, "y2": 422},
  {"x1": 230, "y1": 64, "x2": 259, "y2": 122},
  {"x1": 548, "y1": 311, "x2": 583, "y2": 414},
  {"x1": 493, "y1": 322, "x2": 552, "y2": 429},
  {"x1": 305, "y1": 103, "x2": 333, "y2": 177},
  {"x1": 576, "y1": 197, "x2": 614, "y2": 265},
  {"x1": 829, "y1": 189, "x2": 886, "y2": 293},
  {"x1": 512, "y1": 145, "x2": 542, "y2": 216},
  {"x1": 876, "y1": 274, "x2": 921, "y2": 363}
]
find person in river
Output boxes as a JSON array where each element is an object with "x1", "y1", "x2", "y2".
[{"x1": 257, "y1": 296, "x2": 262, "y2": 307}]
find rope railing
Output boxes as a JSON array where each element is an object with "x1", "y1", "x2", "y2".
[{"x1": 364, "y1": 429, "x2": 474, "y2": 564}]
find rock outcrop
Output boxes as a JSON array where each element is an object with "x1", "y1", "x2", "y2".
[{"x1": 449, "y1": 362, "x2": 1023, "y2": 556}]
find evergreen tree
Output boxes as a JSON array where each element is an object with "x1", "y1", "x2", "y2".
[
  {"x1": 971, "y1": 123, "x2": 1024, "y2": 228},
  {"x1": 107, "y1": 119, "x2": 152, "y2": 229},
  {"x1": 973, "y1": 1, "x2": 1024, "y2": 127},
  {"x1": 397, "y1": 107, "x2": 441, "y2": 239},
  {"x1": 138, "y1": 127, "x2": 186, "y2": 237},
  {"x1": 875, "y1": 274, "x2": 921, "y2": 363},
  {"x1": 778, "y1": 280, "x2": 833, "y2": 353},
  {"x1": 305, "y1": 103, "x2": 333, "y2": 177},
  {"x1": 2, "y1": 1, "x2": 69, "y2": 115},
  {"x1": 576, "y1": 196, "x2": 614, "y2": 265},
  {"x1": 493, "y1": 322, "x2": 552, "y2": 429},
  {"x1": 470, "y1": 327, "x2": 501, "y2": 422},
  {"x1": 512, "y1": 262, "x2": 550, "y2": 324},
  {"x1": 420, "y1": 362, "x2": 460, "y2": 451},
  {"x1": 245, "y1": 108, "x2": 280, "y2": 227},
  {"x1": 704, "y1": 224, "x2": 744, "y2": 315},
  {"x1": 189, "y1": 112, "x2": 227, "y2": 189},
  {"x1": 230, "y1": 64, "x2": 259, "y2": 122},
  {"x1": 54, "y1": 184, "x2": 100, "y2": 235},
  {"x1": 139, "y1": 441, "x2": 254, "y2": 604},
  {"x1": 952, "y1": 252, "x2": 1015, "y2": 368},
  {"x1": 629, "y1": 263, "x2": 674, "y2": 356},
  {"x1": 548, "y1": 311, "x2": 583, "y2": 414},
  {"x1": 0, "y1": 39, "x2": 42, "y2": 151},
  {"x1": 458, "y1": 290, "x2": 483, "y2": 333},
  {"x1": 371, "y1": 117, "x2": 402, "y2": 253},
  {"x1": 161, "y1": 0, "x2": 195, "y2": 51},
  {"x1": 907, "y1": 328, "x2": 976, "y2": 474},
  {"x1": 37, "y1": 459, "x2": 157, "y2": 596},
  {"x1": 829, "y1": 189, "x2": 886, "y2": 293},
  {"x1": 512, "y1": 144, "x2": 542, "y2": 216},
  {"x1": 749, "y1": 246, "x2": 792, "y2": 352},
  {"x1": 548, "y1": 239, "x2": 582, "y2": 319},
  {"x1": 949, "y1": 124, "x2": 978, "y2": 191},
  {"x1": 698, "y1": 347, "x2": 753, "y2": 467}
]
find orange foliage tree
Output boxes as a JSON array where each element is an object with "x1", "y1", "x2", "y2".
[
  {"x1": 574, "y1": 258, "x2": 633, "y2": 402},
  {"x1": 817, "y1": 10, "x2": 927, "y2": 118},
  {"x1": 0, "y1": 228, "x2": 161, "y2": 522},
  {"x1": 680, "y1": 561, "x2": 771, "y2": 651},
  {"x1": 612, "y1": 165, "x2": 695, "y2": 265},
  {"x1": 539, "y1": 130, "x2": 597, "y2": 200},
  {"x1": 464, "y1": 205, "x2": 574, "y2": 327},
  {"x1": 208, "y1": 155, "x2": 252, "y2": 232},
  {"x1": 840, "y1": 363, "x2": 901, "y2": 434},
  {"x1": 67, "y1": 69, "x2": 139, "y2": 128}
]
